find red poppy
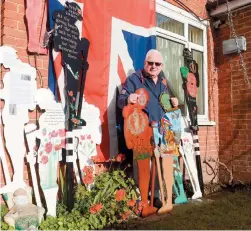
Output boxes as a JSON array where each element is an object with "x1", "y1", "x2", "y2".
[
  {"x1": 115, "y1": 189, "x2": 126, "y2": 202},
  {"x1": 40, "y1": 155, "x2": 48, "y2": 164},
  {"x1": 50, "y1": 130, "x2": 58, "y2": 138},
  {"x1": 91, "y1": 156, "x2": 101, "y2": 163},
  {"x1": 89, "y1": 206, "x2": 97, "y2": 214},
  {"x1": 54, "y1": 144, "x2": 61, "y2": 151},
  {"x1": 127, "y1": 199, "x2": 136, "y2": 207},
  {"x1": 81, "y1": 135, "x2": 85, "y2": 140},
  {"x1": 45, "y1": 142, "x2": 52, "y2": 153},
  {"x1": 83, "y1": 166, "x2": 94, "y2": 174},
  {"x1": 58, "y1": 129, "x2": 66, "y2": 138},
  {"x1": 95, "y1": 203, "x2": 103, "y2": 212},
  {"x1": 61, "y1": 139, "x2": 66, "y2": 148},
  {"x1": 115, "y1": 153, "x2": 126, "y2": 162},
  {"x1": 89, "y1": 203, "x2": 103, "y2": 214},
  {"x1": 120, "y1": 211, "x2": 131, "y2": 221},
  {"x1": 83, "y1": 173, "x2": 94, "y2": 185}
]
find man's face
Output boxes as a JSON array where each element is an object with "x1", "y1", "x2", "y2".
[{"x1": 144, "y1": 52, "x2": 163, "y2": 78}]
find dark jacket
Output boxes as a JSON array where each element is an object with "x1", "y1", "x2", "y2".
[{"x1": 117, "y1": 69, "x2": 169, "y2": 123}]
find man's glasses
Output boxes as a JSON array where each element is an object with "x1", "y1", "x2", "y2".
[{"x1": 147, "y1": 61, "x2": 162, "y2": 67}]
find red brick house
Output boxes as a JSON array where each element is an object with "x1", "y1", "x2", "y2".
[{"x1": 0, "y1": 0, "x2": 250, "y2": 194}]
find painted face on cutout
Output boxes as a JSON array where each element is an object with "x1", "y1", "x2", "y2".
[{"x1": 186, "y1": 73, "x2": 198, "y2": 98}]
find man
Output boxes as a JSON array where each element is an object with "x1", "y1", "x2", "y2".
[
  {"x1": 118, "y1": 49, "x2": 178, "y2": 118},
  {"x1": 118, "y1": 49, "x2": 178, "y2": 213}
]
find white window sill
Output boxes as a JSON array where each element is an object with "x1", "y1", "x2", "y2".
[
  {"x1": 184, "y1": 116, "x2": 216, "y2": 126},
  {"x1": 198, "y1": 120, "x2": 216, "y2": 126}
]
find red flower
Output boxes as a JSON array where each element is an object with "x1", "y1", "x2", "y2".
[
  {"x1": 120, "y1": 211, "x2": 131, "y2": 221},
  {"x1": 71, "y1": 118, "x2": 80, "y2": 125},
  {"x1": 90, "y1": 206, "x2": 97, "y2": 214},
  {"x1": 115, "y1": 153, "x2": 126, "y2": 162},
  {"x1": 45, "y1": 142, "x2": 52, "y2": 153},
  {"x1": 83, "y1": 166, "x2": 94, "y2": 174},
  {"x1": 40, "y1": 155, "x2": 48, "y2": 164},
  {"x1": 83, "y1": 173, "x2": 94, "y2": 185},
  {"x1": 49, "y1": 130, "x2": 58, "y2": 138},
  {"x1": 115, "y1": 189, "x2": 126, "y2": 202},
  {"x1": 127, "y1": 199, "x2": 136, "y2": 207},
  {"x1": 91, "y1": 156, "x2": 102, "y2": 163},
  {"x1": 69, "y1": 91, "x2": 73, "y2": 97},
  {"x1": 81, "y1": 135, "x2": 85, "y2": 140},
  {"x1": 58, "y1": 129, "x2": 66, "y2": 138},
  {"x1": 95, "y1": 203, "x2": 103, "y2": 212},
  {"x1": 61, "y1": 139, "x2": 66, "y2": 148},
  {"x1": 54, "y1": 144, "x2": 61, "y2": 151},
  {"x1": 90, "y1": 203, "x2": 103, "y2": 214}
]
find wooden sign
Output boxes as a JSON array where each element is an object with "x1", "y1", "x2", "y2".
[{"x1": 53, "y1": 1, "x2": 89, "y2": 113}]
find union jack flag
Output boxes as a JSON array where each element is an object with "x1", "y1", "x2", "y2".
[{"x1": 49, "y1": 0, "x2": 156, "y2": 160}]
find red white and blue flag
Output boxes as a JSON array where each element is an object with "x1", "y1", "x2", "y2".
[{"x1": 48, "y1": 0, "x2": 156, "y2": 160}]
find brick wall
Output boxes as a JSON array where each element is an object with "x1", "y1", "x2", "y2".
[{"x1": 214, "y1": 5, "x2": 251, "y2": 182}]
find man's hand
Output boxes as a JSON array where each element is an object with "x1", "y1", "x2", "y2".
[
  {"x1": 127, "y1": 93, "x2": 138, "y2": 104},
  {"x1": 171, "y1": 97, "x2": 179, "y2": 107}
]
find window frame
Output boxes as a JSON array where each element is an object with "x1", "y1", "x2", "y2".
[{"x1": 156, "y1": 0, "x2": 212, "y2": 124}]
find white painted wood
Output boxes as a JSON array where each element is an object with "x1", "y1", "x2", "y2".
[
  {"x1": 35, "y1": 88, "x2": 65, "y2": 217},
  {"x1": 179, "y1": 117, "x2": 202, "y2": 199},
  {"x1": 24, "y1": 123, "x2": 42, "y2": 207},
  {"x1": 0, "y1": 46, "x2": 37, "y2": 194},
  {"x1": 74, "y1": 97, "x2": 102, "y2": 177}
]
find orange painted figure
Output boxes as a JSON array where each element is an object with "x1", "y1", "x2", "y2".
[{"x1": 123, "y1": 88, "x2": 157, "y2": 217}]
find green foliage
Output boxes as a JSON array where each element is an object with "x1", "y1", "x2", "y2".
[
  {"x1": 39, "y1": 169, "x2": 139, "y2": 230},
  {"x1": 0, "y1": 204, "x2": 13, "y2": 230}
]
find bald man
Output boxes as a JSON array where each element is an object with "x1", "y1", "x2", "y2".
[
  {"x1": 118, "y1": 49, "x2": 178, "y2": 119},
  {"x1": 118, "y1": 49, "x2": 178, "y2": 216}
]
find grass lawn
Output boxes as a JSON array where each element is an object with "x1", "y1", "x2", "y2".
[{"x1": 125, "y1": 190, "x2": 251, "y2": 230}]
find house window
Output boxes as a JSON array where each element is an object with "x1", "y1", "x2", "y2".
[{"x1": 156, "y1": 0, "x2": 209, "y2": 122}]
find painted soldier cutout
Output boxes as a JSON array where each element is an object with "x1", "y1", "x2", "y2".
[
  {"x1": 0, "y1": 46, "x2": 37, "y2": 194},
  {"x1": 152, "y1": 92, "x2": 187, "y2": 215},
  {"x1": 180, "y1": 48, "x2": 204, "y2": 195},
  {"x1": 52, "y1": 1, "x2": 90, "y2": 210},
  {"x1": 123, "y1": 88, "x2": 157, "y2": 218},
  {"x1": 53, "y1": 1, "x2": 89, "y2": 115},
  {"x1": 179, "y1": 118, "x2": 202, "y2": 199},
  {"x1": 35, "y1": 88, "x2": 65, "y2": 216},
  {"x1": 180, "y1": 48, "x2": 199, "y2": 130}
]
